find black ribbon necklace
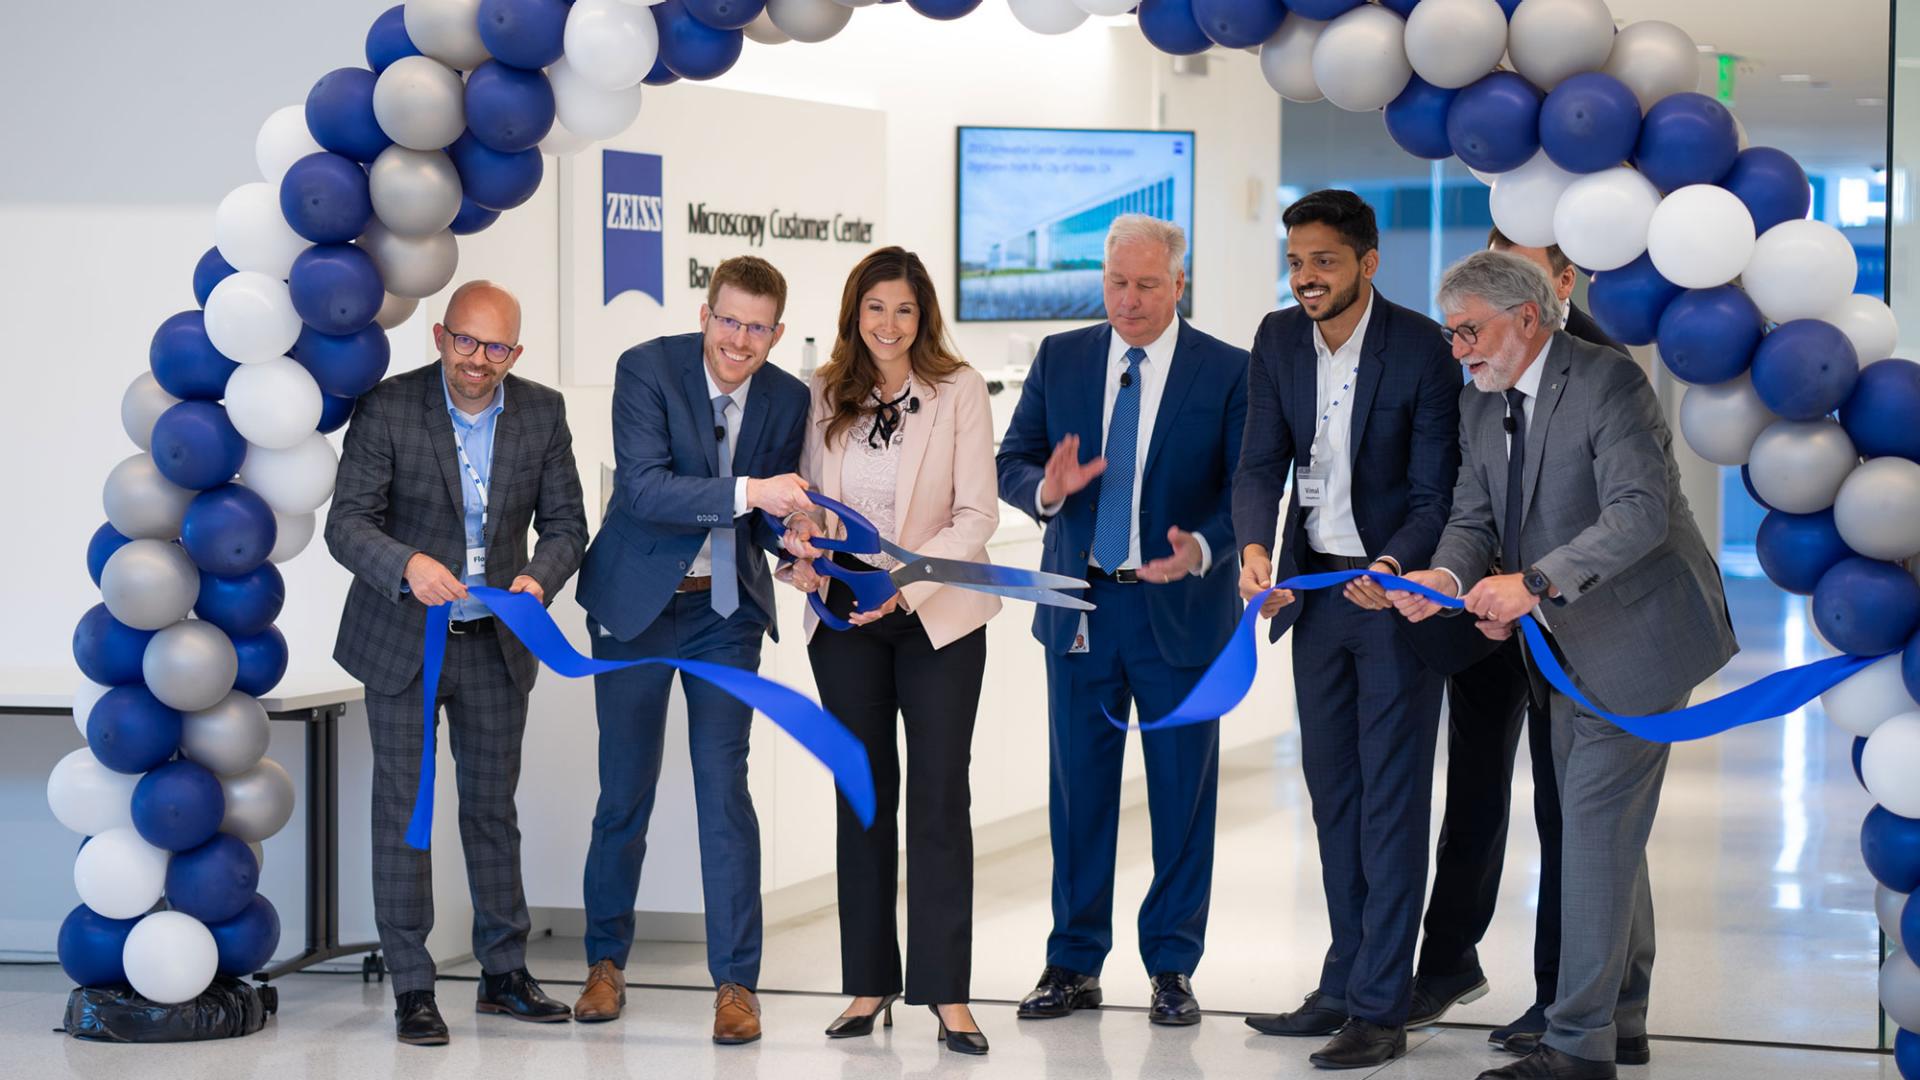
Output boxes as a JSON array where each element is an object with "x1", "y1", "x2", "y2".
[{"x1": 868, "y1": 381, "x2": 912, "y2": 449}]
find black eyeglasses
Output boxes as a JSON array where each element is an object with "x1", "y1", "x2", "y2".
[
  {"x1": 1441, "y1": 305, "x2": 1523, "y2": 347},
  {"x1": 444, "y1": 327, "x2": 516, "y2": 364}
]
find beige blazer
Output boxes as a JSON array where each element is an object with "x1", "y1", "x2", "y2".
[{"x1": 792, "y1": 364, "x2": 1002, "y2": 647}]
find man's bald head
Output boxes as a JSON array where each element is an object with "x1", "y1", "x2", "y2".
[
  {"x1": 435, "y1": 280, "x2": 525, "y2": 414},
  {"x1": 444, "y1": 280, "x2": 523, "y2": 344}
]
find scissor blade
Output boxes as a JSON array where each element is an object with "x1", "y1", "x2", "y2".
[
  {"x1": 887, "y1": 552, "x2": 1090, "y2": 592},
  {"x1": 962, "y1": 585, "x2": 1097, "y2": 610}
]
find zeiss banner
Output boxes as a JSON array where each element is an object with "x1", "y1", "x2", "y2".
[{"x1": 604, "y1": 149, "x2": 665, "y2": 306}]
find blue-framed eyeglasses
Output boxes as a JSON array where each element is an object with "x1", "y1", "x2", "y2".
[{"x1": 708, "y1": 313, "x2": 778, "y2": 341}]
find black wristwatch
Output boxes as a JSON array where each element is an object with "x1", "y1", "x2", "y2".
[{"x1": 1522, "y1": 566, "x2": 1553, "y2": 598}]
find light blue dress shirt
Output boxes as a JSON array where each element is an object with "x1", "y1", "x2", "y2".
[{"x1": 443, "y1": 373, "x2": 505, "y2": 622}]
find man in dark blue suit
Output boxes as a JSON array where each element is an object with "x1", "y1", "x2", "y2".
[
  {"x1": 998, "y1": 215, "x2": 1248, "y2": 1028},
  {"x1": 1232, "y1": 191, "x2": 1461, "y2": 1069},
  {"x1": 572, "y1": 256, "x2": 813, "y2": 1044}
]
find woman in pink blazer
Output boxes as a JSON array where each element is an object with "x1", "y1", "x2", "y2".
[{"x1": 776, "y1": 247, "x2": 1000, "y2": 1054}]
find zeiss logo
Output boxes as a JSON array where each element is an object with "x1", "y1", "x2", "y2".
[{"x1": 604, "y1": 150, "x2": 664, "y2": 306}]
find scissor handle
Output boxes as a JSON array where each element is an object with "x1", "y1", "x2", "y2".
[
  {"x1": 809, "y1": 592, "x2": 850, "y2": 632},
  {"x1": 810, "y1": 553, "x2": 898, "y2": 612},
  {"x1": 756, "y1": 491, "x2": 880, "y2": 556}
]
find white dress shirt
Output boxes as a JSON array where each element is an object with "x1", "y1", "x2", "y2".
[
  {"x1": 1305, "y1": 291, "x2": 1374, "y2": 558},
  {"x1": 689, "y1": 368, "x2": 752, "y2": 578},
  {"x1": 1438, "y1": 334, "x2": 1554, "y2": 600}
]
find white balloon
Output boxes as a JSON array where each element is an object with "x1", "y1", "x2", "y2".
[
  {"x1": 538, "y1": 119, "x2": 594, "y2": 157},
  {"x1": 74, "y1": 678, "x2": 113, "y2": 741},
  {"x1": 1879, "y1": 884, "x2": 1909, "y2": 948},
  {"x1": 73, "y1": 827, "x2": 169, "y2": 920},
  {"x1": 1009, "y1": 0, "x2": 1088, "y2": 34},
  {"x1": 1883, "y1": 951, "x2": 1920, "y2": 1032},
  {"x1": 1742, "y1": 220, "x2": 1859, "y2": 326},
  {"x1": 203, "y1": 271, "x2": 302, "y2": 364},
  {"x1": 1311, "y1": 5, "x2": 1411, "y2": 113},
  {"x1": 1602, "y1": 20, "x2": 1700, "y2": 112},
  {"x1": 46, "y1": 748, "x2": 139, "y2": 836},
  {"x1": 1469, "y1": 165, "x2": 1502, "y2": 187},
  {"x1": 240, "y1": 433, "x2": 340, "y2": 515},
  {"x1": 254, "y1": 104, "x2": 323, "y2": 187},
  {"x1": 121, "y1": 372, "x2": 180, "y2": 452},
  {"x1": 1824, "y1": 296, "x2": 1901, "y2": 367},
  {"x1": 214, "y1": 183, "x2": 309, "y2": 280},
  {"x1": 766, "y1": 0, "x2": 854, "y2": 43},
  {"x1": 1821, "y1": 654, "x2": 1920, "y2": 738},
  {"x1": 1646, "y1": 185, "x2": 1756, "y2": 289},
  {"x1": 101, "y1": 540, "x2": 201, "y2": 631},
  {"x1": 1552, "y1": 166, "x2": 1661, "y2": 272},
  {"x1": 102, "y1": 453, "x2": 195, "y2": 540},
  {"x1": 1734, "y1": 114, "x2": 1751, "y2": 152},
  {"x1": 405, "y1": 0, "x2": 491, "y2": 69},
  {"x1": 565, "y1": 0, "x2": 661, "y2": 91},
  {"x1": 1678, "y1": 373, "x2": 1777, "y2": 466},
  {"x1": 1404, "y1": 0, "x2": 1507, "y2": 89},
  {"x1": 1508, "y1": 0, "x2": 1615, "y2": 90},
  {"x1": 358, "y1": 223, "x2": 459, "y2": 300},
  {"x1": 225, "y1": 358, "x2": 324, "y2": 450},
  {"x1": 742, "y1": 9, "x2": 792, "y2": 43},
  {"x1": 1261, "y1": 16, "x2": 1328, "y2": 103},
  {"x1": 1491, "y1": 151, "x2": 1576, "y2": 248},
  {"x1": 548, "y1": 57, "x2": 645, "y2": 140},
  {"x1": 268, "y1": 509, "x2": 318, "y2": 564},
  {"x1": 1747, "y1": 419, "x2": 1859, "y2": 514},
  {"x1": 124, "y1": 911, "x2": 219, "y2": 1005},
  {"x1": 373, "y1": 55, "x2": 468, "y2": 151},
  {"x1": 1834, "y1": 457, "x2": 1920, "y2": 562},
  {"x1": 375, "y1": 291, "x2": 422, "y2": 330},
  {"x1": 1864, "y1": 714, "x2": 1920, "y2": 818},
  {"x1": 833, "y1": 0, "x2": 880, "y2": 7}
]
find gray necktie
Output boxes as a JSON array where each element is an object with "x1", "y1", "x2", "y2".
[{"x1": 711, "y1": 394, "x2": 738, "y2": 618}]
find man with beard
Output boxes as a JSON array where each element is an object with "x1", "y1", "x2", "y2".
[{"x1": 1231, "y1": 190, "x2": 1461, "y2": 1069}]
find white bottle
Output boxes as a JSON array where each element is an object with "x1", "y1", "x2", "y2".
[{"x1": 800, "y1": 336, "x2": 818, "y2": 379}]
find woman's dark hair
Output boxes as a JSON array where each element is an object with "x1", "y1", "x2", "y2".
[
  {"x1": 1281, "y1": 189, "x2": 1379, "y2": 257},
  {"x1": 818, "y1": 246, "x2": 967, "y2": 448}
]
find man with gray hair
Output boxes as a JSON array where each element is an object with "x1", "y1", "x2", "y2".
[
  {"x1": 999, "y1": 213, "x2": 1248, "y2": 1027},
  {"x1": 1391, "y1": 250, "x2": 1736, "y2": 1080}
]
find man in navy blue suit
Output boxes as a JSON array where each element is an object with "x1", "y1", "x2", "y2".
[
  {"x1": 998, "y1": 215, "x2": 1248, "y2": 1028},
  {"x1": 1232, "y1": 191, "x2": 1461, "y2": 1069},
  {"x1": 571, "y1": 256, "x2": 813, "y2": 1044}
]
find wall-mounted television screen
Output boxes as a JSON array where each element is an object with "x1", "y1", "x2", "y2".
[{"x1": 956, "y1": 126, "x2": 1195, "y2": 322}]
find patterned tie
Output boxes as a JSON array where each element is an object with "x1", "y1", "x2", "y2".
[
  {"x1": 711, "y1": 394, "x2": 738, "y2": 618},
  {"x1": 1503, "y1": 388, "x2": 1527, "y2": 577},
  {"x1": 1091, "y1": 348, "x2": 1145, "y2": 572}
]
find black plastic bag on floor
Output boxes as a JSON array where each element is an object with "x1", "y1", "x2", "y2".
[{"x1": 62, "y1": 976, "x2": 278, "y2": 1042}]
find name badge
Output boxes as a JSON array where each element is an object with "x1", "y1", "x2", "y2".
[
  {"x1": 1069, "y1": 614, "x2": 1091, "y2": 654},
  {"x1": 466, "y1": 546, "x2": 487, "y2": 578},
  {"x1": 1297, "y1": 467, "x2": 1329, "y2": 507}
]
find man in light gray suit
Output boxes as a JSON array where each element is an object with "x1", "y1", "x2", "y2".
[{"x1": 1391, "y1": 251, "x2": 1737, "y2": 1080}]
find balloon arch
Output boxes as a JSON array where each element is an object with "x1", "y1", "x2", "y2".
[{"x1": 47, "y1": 0, "x2": 1920, "y2": 1067}]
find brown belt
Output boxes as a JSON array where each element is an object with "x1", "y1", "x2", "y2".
[{"x1": 676, "y1": 575, "x2": 713, "y2": 593}]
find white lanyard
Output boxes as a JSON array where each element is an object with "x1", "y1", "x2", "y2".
[
  {"x1": 454, "y1": 428, "x2": 490, "y2": 534},
  {"x1": 1310, "y1": 356, "x2": 1361, "y2": 467}
]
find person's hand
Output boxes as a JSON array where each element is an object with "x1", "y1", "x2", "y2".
[
  {"x1": 1038, "y1": 434, "x2": 1106, "y2": 507},
  {"x1": 847, "y1": 592, "x2": 900, "y2": 626},
  {"x1": 1463, "y1": 573, "x2": 1540, "y2": 624},
  {"x1": 1387, "y1": 569, "x2": 1457, "y2": 623},
  {"x1": 1476, "y1": 618, "x2": 1516, "y2": 641},
  {"x1": 746, "y1": 473, "x2": 813, "y2": 518},
  {"x1": 1239, "y1": 545, "x2": 1296, "y2": 617},
  {"x1": 781, "y1": 514, "x2": 825, "y2": 560},
  {"x1": 777, "y1": 558, "x2": 824, "y2": 593},
  {"x1": 1343, "y1": 560, "x2": 1397, "y2": 610},
  {"x1": 508, "y1": 575, "x2": 545, "y2": 604},
  {"x1": 404, "y1": 553, "x2": 468, "y2": 606},
  {"x1": 1139, "y1": 526, "x2": 1203, "y2": 584}
]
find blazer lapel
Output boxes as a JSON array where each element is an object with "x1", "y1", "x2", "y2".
[
  {"x1": 1346, "y1": 294, "x2": 1389, "y2": 465},
  {"x1": 1143, "y1": 321, "x2": 1203, "y2": 478},
  {"x1": 421, "y1": 371, "x2": 469, "y2": 527},
  {"x1": 892, "y1": 377, "x2": 936, "y2": 536},
  {"x1": 483, "y1": 380, "x2": 523, "y2": 546},
  {"x1": 1519, "y1": 335, "x2": 1573, "y2": 525},
  {"x1": 1292, "y1": 318, "x2": 1318, "y2": 463},
  {"x1": 681, "y1": 350, "x2": 720, "y2": 476},
  {"x1": 732, "y1": 377, "x2": 771, "y2": 477}
]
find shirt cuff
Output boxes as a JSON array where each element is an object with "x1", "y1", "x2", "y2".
[
  {"x1": 1194, "y1": 533, "x2": 1212, "y2": 576},
  {"x1": 1036, "y1": 486, "x2": 1064, "y2": 519},
  {"x1": 1436, "y1": 566, "x2": 1464, "y2": 599},
  {"x1": 733, "y1": 477, "x2": 748, "y2": 518}
]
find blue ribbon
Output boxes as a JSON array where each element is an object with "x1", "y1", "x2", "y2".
[
  {"x1": 405, "y1": 586, "x2": 876, "y2": 850},
  {"x1": 1112, "y1": 569, "x2": 1878, "y2": 742}
]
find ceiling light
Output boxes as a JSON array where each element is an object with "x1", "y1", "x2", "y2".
[
  {"x1": 1696, "y1": 43, "x2": 1718, "y2": 53},
  {"x1": 1859, "y1": 97, "x2": 1888, "y2": 107},
  {"x1": 1779, "y1": 73, "x2": 1815, "y2": 82}
]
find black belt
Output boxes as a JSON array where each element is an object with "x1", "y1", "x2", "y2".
[
  {"x1": 447, "y1": 617, "x2": 495, "y2": 635},
  {"x1": 1304, "y1": 549, "x2": 1373, "y2": 572},
  {"x1": 1085, "y1": 566, "x2": 1141, "y2": 584}
]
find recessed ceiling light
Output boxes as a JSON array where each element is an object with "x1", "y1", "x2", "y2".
[
  {"x1": 1779, "y1": 73, "x2": 1816, "y2": 82},
  {"x1": 1696, "y1": 43, "x2": 1718, "y2": 53},
  {"x1": 1858, "y1": 97, "x2": 1888, "y2": 107}
]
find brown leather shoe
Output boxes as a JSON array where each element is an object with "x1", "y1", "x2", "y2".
[
  {"x1": 573, "y1": 960, "x2": 625, "y2": 1022},
  {"x1": 713, "y1": 983, "x2": 762, "y2": 1044}
]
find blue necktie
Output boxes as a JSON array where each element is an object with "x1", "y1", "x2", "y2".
[
  {"x1": 1091, "y1": 348, "x2": 1145, "y2": 572},
  {"x1": 711, "y1": 394, "x2": 738, "y2": 618}
]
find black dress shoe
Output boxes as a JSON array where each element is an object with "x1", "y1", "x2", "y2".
[
  {"x1": 1308, "y1": 1019, "x2": 1406, "y2": 1069},
  {"x1": 930, "y1": 1005, "x2": 990, "y2": 1055},
  {"x1": 1490, "y1": 1002, "x2": 1551, "y2": 1044},
  {"x1": 1246, "y1": 991, "x2": 1349, "y2": 1037},
  {"x1": 1017, "y1": 965, "x2": 1103, "y2": 1019},
  {"x1": 1504, "y1": 1032, "x2": 1648, "y2": 1066},
  {"x1": 1477, "y1": 1044, "x2": 1618, "y2": 1079},
  {"x1": 476, "y1": 967, "x2": 573, "y2": 1022},
  {"x1": 1407, "y1": 968, "x2": 1490, "y2": 1027},
  {"x1": 395, "y1": 990, "x2": 449, "y2": 1046},
  {"x1": 1147, "y1": 972, "x2": 1200, "y2": 1026}
]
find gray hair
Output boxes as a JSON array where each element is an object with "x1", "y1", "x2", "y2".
[
  {"x1": 1437, "y1": 250, "x2": 1563, "y2": 330},
  {"x1": 1104, "y1": 214, "x2": 1187, "y2": 280}
]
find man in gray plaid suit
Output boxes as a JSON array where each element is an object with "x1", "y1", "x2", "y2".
[{"x1": 327, "y1": 280, "x2": 589, "y2": 1046}]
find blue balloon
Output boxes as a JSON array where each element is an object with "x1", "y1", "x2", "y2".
[
  {"x1": 1741, "y1": 465, "x2": 1774, "y2": 512},
  {"x1": 57, "y1": 905, "x2": 138, "y2": 988},
  {"x1": 1587, "y1": 252, "x2": 1682, "y2": 346},
  {"x1": 1755, "y1": 509, "x2": 1853, "y2": 595},
  {"x1": 150, "y1": 311, "x2": 238, "y2": 401},
  {"x1": 195, "y1": 562, "x2": 287, "y2": 638},
  {"x1": 1840, "y1": 358, "x2": 1920, "y2": 461},
  {"x1": 1853, "y1": 735, "x2": 1869, "y2": 788},
  {"x1": 479, "y1": 0, "x2": 571, "y2": 70},
  {"x1": 1384, "y1": 75, "x2": 1459, "y2": 160},
  {"x1": 132, "y1": 760, "x2": 226, "y2": 853},
  {"x1": 192, "y1": 247, "x2": 236, "y2": 308},
  {"x1": 87, "y1": 523, "x2": 133, "y2": 588},
  {"x1": 1633, "y1": 91, "x2": 1739, "y2": 193},
  {"x1": 88, "y1": 686, "x2": 185, "y2": 775},
  {"x1": 1448, "y1": 72, "x2": 1542, "y2": 174},
  {"x1": 181, "y1": 484, "x2": 278, "y2": 578},
  {"x1": 1286, "y1": 0, "x2": 1359, "y2": 15},
  {"x1": 1814, "y1": 558, "x2": 1920, "y2": 658},
  {"x1": 210, "y1": 895, "x2": 282, "y2": 978},
  {"x1": 293, "y1": 322, "x2": 392, "y2": 398},
  {"x1": 233, "y1": 626, "x2": 290, "y2": 698},
  {"x1": 290, "y1": 244, "x2": 385, "y2": 336},
  {"x1": 365, "y1": 5, "x2": 421, "y2": 74},
  {"x1": 1379, "y1": 0, "x2": 1419, "y2": 13},
  {"x1": 1898, "y1": 1028, "x2": 1920, "y2": 1080},
  {"x1": 279, "y1": 152, "x2": 373, "y2": 245},
  {"x1": 1495, "y1": 0, "x2": 1520, "y2": 12},
  {"x1": 1865, "y1": 805, "x2": 1920, "y2": 893},
  {"x1": 1654, "y1": 286, "x2": 1763, "y2": 385},
  {"x1": 1722, "y1": 147, "x2": 1812, "y2": 236},
  {"x1": 466, "y1": 61, "x2": 555, "y2": 153},
  {"x1": 653, "y1": 0, "x2": 747, "y2": 76},
  {"x1": 306, "y1": 68, "x2": 392, "y2": 165},
  {"x1": 685, "y1": 0, "x2": 767, "y2": 30},
  {"x1": 165, "y1": 834, "x2": 259, "y2": 923},
  {"x1": 1137, "y1": 0, "x2": 1212, "y2": 55},
  {"x1": 1750, "y1": 319, "x2": 1860, "y2": 421},
  {"x1": 151, "y1": 401, "x2": 247, "y2": 491},
  {"x1": 1538, "y1": 72, "x2": 1641, "y2": 174},
  {"x1": 450, "y1": 196, "x2": 502, "y2": 235},
  {"x1": 447, "y1": 132, "x2": 545, "y2": 212},
  {"x1": 318, "y1": 393, "x2": 359, "y2": 434},
  {"x1": 73, "y1": 605, "x2": 157, "y2": 686},
  {"x1": 642, "y1": 51, "x2": 681, "y2": 87},
  {"x1": 1190, "y1": 0, "x2": 1286, "y2": 49}
]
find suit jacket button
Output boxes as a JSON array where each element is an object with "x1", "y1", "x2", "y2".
[
  {"x1": 1078, "y1": 551, "x2": 1087, "y2": 560},
  {"x1": 679, "y1": 561, "x2": 688, "y2": 571}
]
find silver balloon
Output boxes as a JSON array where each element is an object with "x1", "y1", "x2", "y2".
[
  {"x1": 369, "y1": 146, "x2": 463, "y2": 238},
  {"x1": 1883, "y1": 951, "x2": 1920, "y2": 1032},
  {"x1": 1261, "y1": 15, "x2": 1328, "y2": 103},
  {"x1": 405, "y1": 0, "x2": 491, "y2": 69},
  {"x1": 1601, "y1": 21, "x2": 1700, "y2": 112},
  {"x1": 765, "y1": 0, "x2": 853, "y2": 43},
  {"x1": 121, "y1": 372, "x2": 180, "y2": 452},
  {"x1": 143, "y1": 621, "x2": 239, "y2": 713},
  {"x1": 1878, "y1": 884, "x2": 1907, "y2": 948},
  {"x1": 248, "y1": 840, "x2": 265, "y2": 874},
  {"x1": 1677, "y1": 374, "x2": 1776, "y2": 467},
  {"x1": 372, "y1": 56, "x2": 466, "y2": 151},
  {"x1": 1310, "y1": 4, "x2": 1412, "y2": 113},
  {"x1": 220, "y1": 758, "x2": 296, "y2": 843},
  {"x1": 183, "y1": 691, "x2": 271, "y2": 776},
  {"x1": 101, "y1": 540, "x2": 201, "y2": 631},
  {"x1": 1508, "y1": 0, "x2": 1615, "y2": 90},
  {"x1": 103, "y1": 453, "x2": 195, "y2": 540},
  {"x1": 268, "y1": 509, "x2": 318, "y2": 564},
  {"x1": 1747, "y1": 419, "x2": 1860, "y2": 515},
  {"x1": 1834, "y1": 457, "x2": 1920, "y2": 561},
  {"x1": 742, "y1": 9, "x2": 791, "y2": 43},
  {"x1": 359, "y1": 223, "x2": 459, "y2": 300},
  {"x1": 1403, "y1": 0, "x2": 1507, "y2": 90},
  {"x1": 375, "y1": 291, "x2": 420, "y2": 331}
]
